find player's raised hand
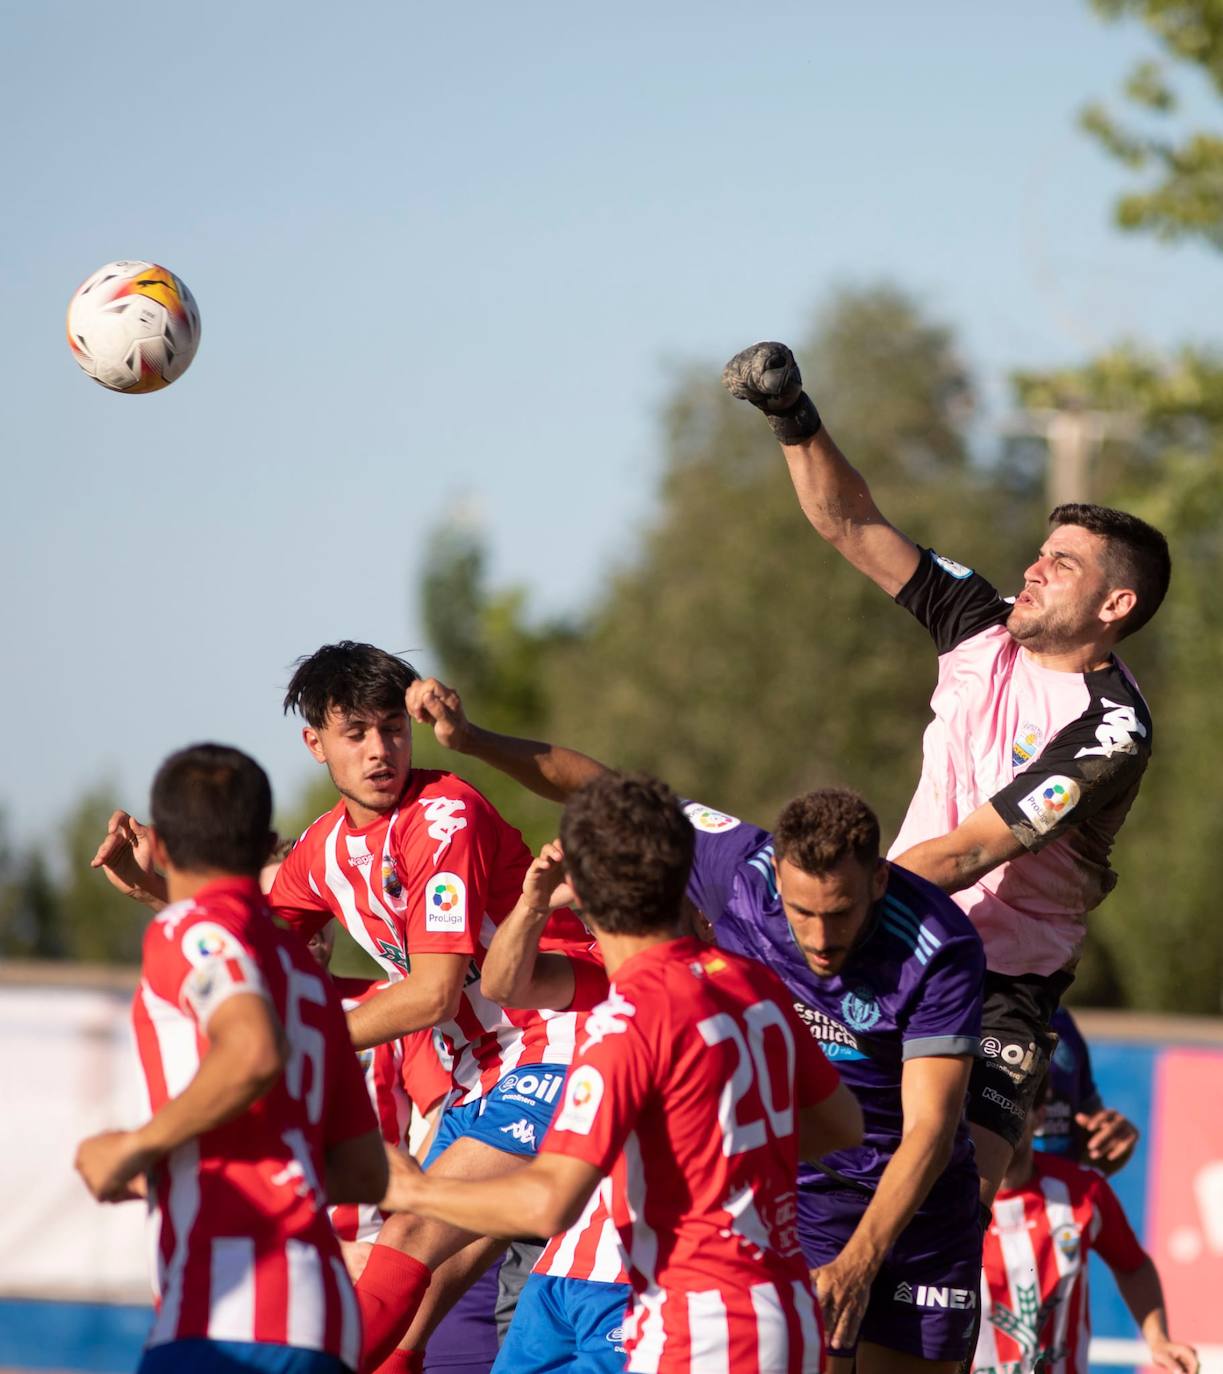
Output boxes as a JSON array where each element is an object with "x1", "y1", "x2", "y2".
[
  {"x1": 90, "y1": 810, "x2": 168, "y2": 908},
  {"x1": 406, "y1": 677, "x2": 471, "y2": 752},
  {"x1": 1076, "y1": 1107, "x2": 1140, "y2": 1173},
  {"x1": 721, "y1": 342, "x2": 822, "y2": 443},
  {"x1": 75, "y1": 1129, "x2": 155, "y2": 1203},
  {"x1": 522, "y1": 840, "x2": 576, "y2": 914}
]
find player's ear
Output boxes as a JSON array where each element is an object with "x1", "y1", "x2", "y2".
[
  {"x1": 1099, "y1": 585, "x2": 1137, "y2": 630},
  {"x1": 302, "y1": 726, "x2": 327, "y2": 763},
  {"x1": 871, "y1": 858, "x2": 889, "y2": 902}
]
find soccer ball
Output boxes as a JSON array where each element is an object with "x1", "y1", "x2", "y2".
[{"x1": 66, "y1": 260, "x2": 201, "y2": 393}]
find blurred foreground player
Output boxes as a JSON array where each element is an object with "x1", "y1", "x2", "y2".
[
  {"x1": 386, "y1": 773, "x2": 865, "y2": 1374},
  {"x1": 1035, "y1": 1006, "x2": 1138, "y2": 1174},
  {"x1": 75, "y1": 744, "x2": 388, "y2": 1374},
  {"x1": 724, "y1": 342, "x2": 1170, "y2": 1205},
  {"x1": 974, "y1": 1090, "x2": 1197, "y2": 1374}
]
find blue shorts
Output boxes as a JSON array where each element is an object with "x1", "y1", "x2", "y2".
[
  {"x1": 492, "y1": 1274, "x2": 630, "y2": 1374},
  {"x1": 423, "y1": 1066, "x2": 570, "y2": 1169},
  {"x1": 799, "y1": 1185, "x2": 983, "y2": 1361},
  {"x1": 139, "y1": 1339, "x2": 352, "y2": 1374}
]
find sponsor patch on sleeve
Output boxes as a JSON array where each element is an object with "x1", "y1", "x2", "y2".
[
  {"x1": 1017, "y1": 775, "x2": 1081, "y2": 834},
  {"x1": 424, "y1": 871, "x2": 467, "y2": 933},
  {"x1": 180, "y1": 920, "x2": 245, "y2": 968},
  {"x1": 552, "y1": 1064, "x2": 605, "y2": 1136},
  {"x1": 181, "y1": 953, "x2": 267, "y2": 1024},
  {"x1": 931, "y1": 551, "x2": 973, "y2": 579},
  {"x1": 683, "y1": 802, "x2": 741, "y2": 834}
]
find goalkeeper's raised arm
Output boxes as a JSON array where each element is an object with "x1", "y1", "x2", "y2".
[{"x1": 722, "y1": 341, "x2": 921, "y2": 596}]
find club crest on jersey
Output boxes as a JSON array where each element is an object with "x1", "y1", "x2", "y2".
[
  {"x1": 931, "y1": 551, "x2": 973, "y2": 580},
  {"x1": 1053, "y1": 1223, "x2": 1081, "y2": 1263},
  {"x1": 840, "y1": 986, "x2": 882, "y2": 1032},
  {"x1": 381, "y1": 855, "x2": 403, "y2": 899},
  {"x1": 553, "y1": 1064, "x2": 604, "y2": 1136},
  {"x1": 181, "y1": 921, "x2": 242, "y2": 967},
  {"x1": 1012, "y1": 721, "x2": 1044, "y2": 768},
  {"x1": 683, "y1": 801, "x2": 741, "y2": 834},
  {"x1": 425, "y1": 872, "x2": 466, "y2": 933},
  {"x1": 1017, "y1": 775, "x2": 1080, "y2": 835},
  {"x1": 417, "y1": 796, "x2": 468, "y2": 864}
]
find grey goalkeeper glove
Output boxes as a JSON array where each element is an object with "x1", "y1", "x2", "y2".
[{"x1": 721, "y1": 341, "x2": 822, "y2": 444}]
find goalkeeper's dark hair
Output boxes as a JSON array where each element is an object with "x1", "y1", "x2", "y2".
[
  {"x1": 283, "y1": 641, "x2": 420, "y2": 729},
  {"x1": 151, "y1": 743, "x2": 274, "y2": 876},
  {"x1": 559, "y1": 772, "x2": 694, "y2": 936},
  {"x1": 1049, "y1": 503, "x2": 1171, "y2": 640}
]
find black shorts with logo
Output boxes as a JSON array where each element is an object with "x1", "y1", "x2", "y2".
[{"x1": 965, "y1": 969, "x2": 1074, "y2": 1147}]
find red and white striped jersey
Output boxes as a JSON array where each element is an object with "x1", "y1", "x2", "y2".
[
  {"x1": 132, "y1": 877, "x2": 376, "y2": 1366},
  {"x1": 974, "y1": 1152, "x2": 1147, "y2": 1374},
  {"x1": 542, "y1": 937, "x2": 841, "y2": 1374},
  {"x1": 326, "y1": 976, "x2": 451, "y2": 1245},
  {"x1": 535, "y1": 1183, "x2": 629, "y2": 1285},
  {"x1": 270, "y1": 770, "x2": 590, "y2": 1103}
]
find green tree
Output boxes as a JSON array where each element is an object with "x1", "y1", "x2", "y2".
[
  {"x1": 55, "y1": 786, "x2": 148, "y2": 964},
  {"x1": 1082, "y1": 0, "x2": 1223, "y2": 249}
]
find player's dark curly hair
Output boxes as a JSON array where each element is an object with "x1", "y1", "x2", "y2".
[
  {"x1": 283, "y1": 641, "x2": 420, "y2": 729},
  {"x1": 1050, "y1": 503, "x2": 1171, "y2": 640},
  {"x1": 151, "y1": 743, "x2": 273, "y2": 876},
  {"x1": 773, "y1": 789, "x2": 880, "y2": 875},
  {"x1": 559, "y1": 772, "x2": 694, "y2": 936}
]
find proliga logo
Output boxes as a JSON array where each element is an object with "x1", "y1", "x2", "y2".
[
  {"x1": 1043, "y1": 782, "x2": 1070, "y2": 812},
  {"x1": 1017, "y1": 774, "x2": 1080, "y2": 835},
  {"x1": 425, "y1": 871, "x2": 467, "y2": 933},
  {"x1": 432, "y1": 881, "x2": 460, "y2": 914}
]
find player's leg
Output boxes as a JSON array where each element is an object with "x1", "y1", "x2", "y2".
[{"x1": 487, "y1": 1273, "x2": 592, "y2": 1374}]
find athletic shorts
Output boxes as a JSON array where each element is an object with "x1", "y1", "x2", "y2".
[
  {"x1": 966, "y1": 969, "x2": 1073, "y2": 1147},
  {"x1": 423, "y1": 1066, "x2": 570, "y2": 1169},
  {"x1": 798, "y1": 1186, "x2": 984, "y2": 1362},
  {"x1": 424, "y1": 1261, "x2": 501, "y2": 1373},
  {"x1": 139, "y1": 1340, "x2": 351, "y2": 1374},
  {"x1": 491, "y1": 1274, "x2": 630, "y2": 1374}
]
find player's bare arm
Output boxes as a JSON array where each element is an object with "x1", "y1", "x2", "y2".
[
  {"x1": 1113, "y1": 1258, "x2": 1200, "y2": 1374},
  {"x1": 722, "y1": 342, "x2": 920, "y2": 596},
  {"x1": 75, "y1": 991, "x2": 286, "y2": 1203},
  {"x1": 891, "y1": 799, "x2": 1026, "y2": 894},
  {"x1": 407, "y1": 675, "x2": 607, "y2": 803},
  {"x1": 345, "y1": 950, "x2": 468, "y2": 1051},
  {"x1": 384, "y1": 1147, "x2": 601, "y2": 1242},
  {"x1": 812, "y1": 1054, "x2": 972, "y2": 1351},
  {"x1": 90, "y1": 809, "x2": 169, "y2": 909},
  {"x1": 480, "y1": 840, "x2": 580, "y2": 1011},
  {"x1": 797, "y1": 1081, "x2": 864, "y2": 1161}
]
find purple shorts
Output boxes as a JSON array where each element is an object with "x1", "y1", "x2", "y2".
[
  {"x1": 798, "y1": 1185, "x2": 983, "y2": 1362},
  {"x1": 424, "y1": 1261, "x2": 501, "y2": 1374}
]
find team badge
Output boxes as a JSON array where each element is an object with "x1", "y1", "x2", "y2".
[
  {"x1": 382, "y1": 854, "x2": 403, "y2": 899},
  {"x1": 1012, "y1": 721, "x2": 1044, "y2": 768},
  {"x1": 683, "y1": 802, "x2": 741, "y2": 834},
  {"x1": 931, "y1": 551, "x2": 973, "y2": 580},
  {"x1": 1054, "y1": 1224, "x2": 1081, "y2": 1262},
  {"x1": 840, "y1": 986, "x2": 882, "y2": 1032}
]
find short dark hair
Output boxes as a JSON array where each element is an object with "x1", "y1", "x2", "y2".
[
  {"x1": 773, "y1": 789, "x2": 880, "y2": 875},
  {"x1": 283, "y1": 641, "x2": 420, "y2": 729},
  {"x1": 1049, "y1": 503, "x2": 1171, "y2": 640},
  {"x1": 559, "y1": 772, "x2": 694, "y2": 936},
  {"x1": 150, "y1": 743, "x2": 274, "y2": 876}
]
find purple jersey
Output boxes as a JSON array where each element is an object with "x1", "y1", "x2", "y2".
[{"x1": 683, "y1": 802, "x2": 984, "y2": 1212}]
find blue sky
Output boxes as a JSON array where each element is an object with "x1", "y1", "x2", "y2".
[{"x1": 0, "y1": 0, "x2": 1214, "y2": 846}]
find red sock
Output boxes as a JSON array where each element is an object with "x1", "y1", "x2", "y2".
[
  {"x1": 371, "y1": 1350, "x2": 424, "y2": 1374},
  {"x1": 353, "y1": 1243, "x2": 431, "y2": 1372}
]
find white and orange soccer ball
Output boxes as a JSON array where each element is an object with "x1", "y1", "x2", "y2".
[{"x1": 66, "y1": 259, "x2": 201, "y2": 393}]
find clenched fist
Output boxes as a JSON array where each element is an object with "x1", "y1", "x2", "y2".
[{"x1": 721, "y1": 341, "x2": 821, "y2": 444}]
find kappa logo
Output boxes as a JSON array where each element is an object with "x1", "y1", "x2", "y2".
[
  {"x1": 417, "y1": 796, "x2": 468, "y2": 863},
  {"x1": 982, "y1": 1085, "x2": 1026, "y2": 1119},
  {"x1": 499, "y1": 1118, "x2": 538, "y2": 1148},
  {"x1": 1075, "y1": 698, "x2": 1147, "y2": 760},
  {"x1": 894, "y1": 1282, "x2": 976, "y2": 1310},
  {"x1": 579, "y1": 988, "x2": 636, "y2": 1051}
]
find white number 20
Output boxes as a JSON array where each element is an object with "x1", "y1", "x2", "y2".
[{"x1": 697, "y1": 999, "x2": 796, "y2": 1157}]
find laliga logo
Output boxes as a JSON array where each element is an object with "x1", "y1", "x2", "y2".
[{"x1": 572, "y1": 1079, "x2": 596, "y2": 1108}]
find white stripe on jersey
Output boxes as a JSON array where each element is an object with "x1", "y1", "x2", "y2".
[
  {"x1": 622, "y1": 1130, "x2": 658, "y2": 1286},
  {"x1": 1040, "y1": 1173, "x2": 1079, "y2": 1373},
  {"x1": 322, "y1": 820, "x2": 399, "y2": 977},
  {"x1": 330, "y1": 1254, "x2": 362, "y2": 1372},
  {"x1": 286, "y1": 1238, "x2": 326, "y2": 1350},
  {"x1": 593, "y1": 1178, "x2": 629, "y2": 1283},
  {"x1": 627, "y1": 1287, "x2": 667, "y2": 1373},
  {"x1": 686, "y1": 1289, "x2": 730, "y2": 1374},
  {"x1": 542, "y1": 1002, "x2": 578, "y2": 1065},
  {"x1": 207, "y1": 1237, "x2": 256, "y2": 1341},
  {"x1": 148, "y1": 1141, "x2": 201, "y2": 1346},
  {"x1": 141, "y1": 981, "x2": 202, "y2": 1098}
]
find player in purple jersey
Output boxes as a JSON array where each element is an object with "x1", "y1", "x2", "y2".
[
  {"x1": 722, "y1": 341, "x2": 1171, "y2": 1211},
  {"x1": 1036, "y1": 1006, "x2": 1139, "y2": 1173},
  {"x1": 404, "y1": 680, "x2": 987, "y2": 1374}
]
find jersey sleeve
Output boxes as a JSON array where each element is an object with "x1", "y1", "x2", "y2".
[
  {"x1": 321, "y1": 976, "x2": 380, "y2": 1148},
  {"x1": 400, "y1": 791, "x2": 503, "y2": 957},
  {"x1": 400, "y1": 1028, "x2": 452, "y2": 1117},
  {"x1": 269, "y1": 843, "x2": 332, "y2": 940},
  {"x1": 540, "y1": 998, "x2": 653, "y2": 1172},
  {"x1": 682, "y1": 801, "x2": 773, "y2": 926},
  {"x1": 894, "y1": 548, "x2": 1011, "y2": 654},
  {"x1": 990, "y1": 714, "x2": 1150, "y2": 853},
  {"x1": 1089, "y1": 1175, "x2": 1148, "y2": 1274},
  {"x1": 899, "y1": 932, "x2": 984, "y2": 1060},
  {"x1": 143, "y1": 909, "x2": 269, "y2": 1033}
]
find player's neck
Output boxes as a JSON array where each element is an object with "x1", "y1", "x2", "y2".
[
  {"x1": 164, "y1": 866, "x2": 254, "y2": 904},
  {"x1": 1021, "y1": 638, "x2": 1115, "y2": 674},
  {"x1": 595, "y1": 926, "x2": 685, "y2": 978}
]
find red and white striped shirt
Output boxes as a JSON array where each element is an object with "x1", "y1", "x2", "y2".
[
  {"x1": 133, "y1": 878, "x2": 376, "y2": 1366},
  {"x1": 271, "y1": 770, "x2": 590, "y2": 1103},
  {"x1": 536, "y1": 1184, "x2": 629, "y2": 1285},
  {"x1": 542, "y1": 938, "x2": 840, "y2": 1374},
  {"x1": 974, "y1": 1152, "x2": 1147, "y2": 1374},
  {"x1": 326, "y1": 976, "x2": 451, "y2": 1244}
]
